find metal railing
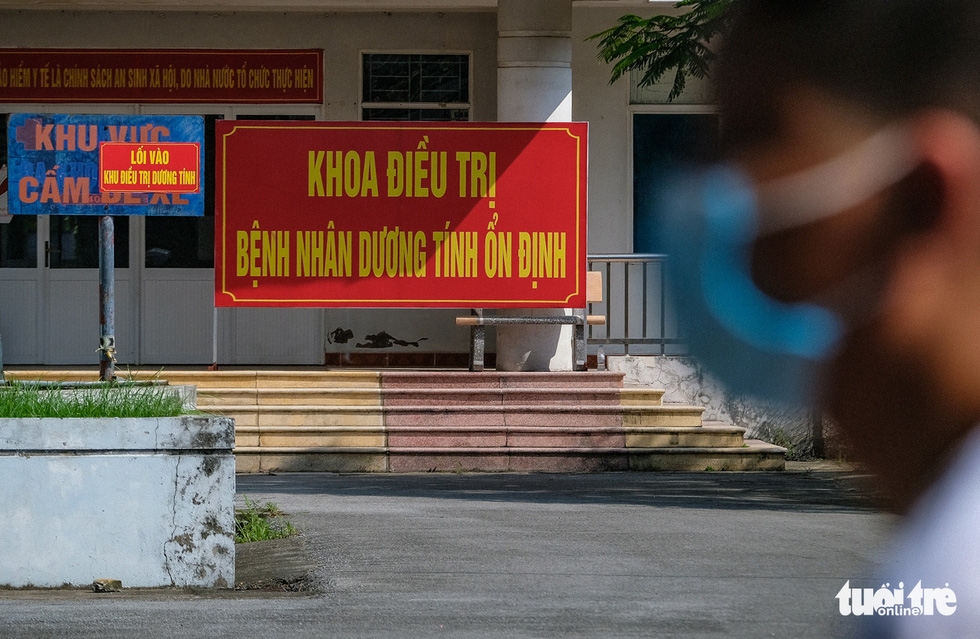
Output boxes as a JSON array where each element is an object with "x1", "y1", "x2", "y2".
[{"x1": 586, "y1": 253, "x2": 686, "y2": 356}]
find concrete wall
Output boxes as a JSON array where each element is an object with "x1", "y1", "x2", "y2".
[
  {"x1": 609, "y1": 355, "x2": 816, "y2": 457},
  {"x1": 0, "y1": 415, "x2": 236, "y2": 588},
  {"x1": 572, "y1": 5, "x2": 634, "y2": 254},
  {"x1": 572, "y1": 4, "x2": 677, "y2": 254}
]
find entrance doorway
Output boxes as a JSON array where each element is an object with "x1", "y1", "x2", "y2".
[{"x1": 632, "y1": 111, "x2": 719, "y2": 253}]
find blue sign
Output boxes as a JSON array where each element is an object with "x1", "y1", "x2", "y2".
[{"x1": 6, "y1": 113, "x2": 204, "y2": 216}]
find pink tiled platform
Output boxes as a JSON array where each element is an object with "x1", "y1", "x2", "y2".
[{"x1": 381, "y1": 371, "x2": 630, "y2": 470}]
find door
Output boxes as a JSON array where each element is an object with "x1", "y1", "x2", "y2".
[
  {"x1": 136, "y1": 109, "x2": 222, "y2": 365},
  {"x1": 1, "y1": 107, "x2": 137, "y2": 366},
  {"x1": 220, "y1": 110, "x2": 323, "y2": 365},
  {"x1": 0, "y1": 111, "x2": 41, "y2": 364},
  {"x1": 0, "y1": 215, "x2": 135, "y2": 366},
  {"x1": 139, "y1": 106, "x2": 322, "y2": 365},
  {"x1": 632, "y1": 111, "x2": 719, "y2": 253},
  {"x1": 0, "y1": 214, "x2": 41, "y2": 364},
  {"x1": 43, "y1": 214, "x2": 137, "y2": 365},
  {"x1": 1, "y1": 106, "x2": 323, "y2": 366}
]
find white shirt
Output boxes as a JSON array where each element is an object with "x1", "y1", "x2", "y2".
[{"x1": 859, "y1": 426, "x2": 980, "y2": 638}]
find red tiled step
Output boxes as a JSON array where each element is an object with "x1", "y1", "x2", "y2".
[
  {"x1": 387, "y1": 425, "x2": 628, "y2": 449},
  {"x1": 383, "y1": 404, "x2": 626, "y2": 428},
  {"x1": 388, "y1": 447, "x2": 632, "y2": 473},
  {"x1": 379, "y1": 371, "x2": 625, "y2": 390},
  {"x1": 380, "y1": 387, "x2": 624, "y2": 406}
]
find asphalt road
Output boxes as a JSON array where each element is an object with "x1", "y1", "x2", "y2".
[{"x1": 1, "y1": 470, "x2": 891, "y2": 639}]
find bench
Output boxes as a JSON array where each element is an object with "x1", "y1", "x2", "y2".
[{"x1": 455, "y1": 271, "x2": 606, "y2": 372}]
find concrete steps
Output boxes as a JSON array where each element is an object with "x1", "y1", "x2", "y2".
[
  {"x1": 626, "y1": 423, "x2": 747, "y2": 448},
  {"x1": 629, "y1": 438, "x2": 789, "y2": 472},
  {"x1": 5, "y1": 369, "x2": 785, "y2": 472}
]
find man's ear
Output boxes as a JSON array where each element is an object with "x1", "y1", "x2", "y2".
[
  {"x1": 880, "y1": 110, "x2": 980, "y2": 345},
  {"x1": 908, "y1": 110, "x2": 980, "y2": 249}
]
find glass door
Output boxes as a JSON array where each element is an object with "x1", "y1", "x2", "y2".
[
  {"x1": 632, "y1": 111, "x2": 719, "y2": 253},
  {"x1": 221, "y1": 110, "x2": 323, "y2": 364},
  {"x1": 136, "y1": 107, "x2": 222, "y2": 364},
  {"x1": 1, "y1": 106, "x2": 138, "y2": 366},
  {"x1": 44, "y1": 215, "x2": 136, "y2": 365},
  {"x1": 0, "y1": 113, "x2": 42, "y2": 364},
  {"x1": 137, "y1": 105, "x2": 321, "y2": 365},
  {"x1": 0, "y1": 211, "x2": 42, "y2": 364}
]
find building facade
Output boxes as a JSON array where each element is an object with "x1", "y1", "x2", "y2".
[{"x1": 0, "y1": 0, "x2": 708, "y2": 367}]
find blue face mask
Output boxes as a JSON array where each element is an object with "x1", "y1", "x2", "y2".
[{"x1": 659, "y1": 127, "x2": 916, "y2": 405}]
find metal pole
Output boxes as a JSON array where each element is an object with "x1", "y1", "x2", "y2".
[
  {"x1": 660, "y1": 260, "x2": 667, "y2": 356},
  {"x1": 99, "y1": 215, "x2": 115, "y2": 382},
  {"x1": 622, "y1": 262, "x2": 630, "y2": 356},
  {"x1": 210, "y1": 306, "x2": 218, "y2": 370}
]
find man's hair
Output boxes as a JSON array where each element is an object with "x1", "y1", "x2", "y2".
[{"x1": 716, "y1": 0, "x2": 980, "y2": 151}]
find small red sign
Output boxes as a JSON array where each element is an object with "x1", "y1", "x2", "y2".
[{"x1": 100, "y1": 142, "x2": 201, "y2": 194}]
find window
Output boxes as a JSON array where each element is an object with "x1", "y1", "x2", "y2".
[
  {"x1": 0, "y1": 217, "x2": 37, "y2": 269},
  {"x1": 362, "y1": 54, "x2": 469, "y2": 122},
  {"x1": 49, "y1": 216, "x2": 129, "y2": 269}
]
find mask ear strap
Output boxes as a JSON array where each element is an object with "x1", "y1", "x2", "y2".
[
  {"x1": 756, "y1": 126, "x2": 918, "y2": 236},
  {"x1": 699, "y1": 167, "x2": 843, "y2": 360}
]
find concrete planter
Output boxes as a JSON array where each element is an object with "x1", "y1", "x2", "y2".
[{"x1": 0, "y1": 414, "x2": 236, "y2": 588}]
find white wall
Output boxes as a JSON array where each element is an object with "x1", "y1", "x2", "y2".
[
  {"x1": 0, "y1": 415, "x2": 235, "y2": 588},
  {"x1": 572, "y1": 5, "x2": 667, "y2": 254},
  {"x1": 610, "y1": 355, "x2": 815, "y2": 455},
  {"x1": 0, "y1": 10, "x2": 497, "y2": 121}
]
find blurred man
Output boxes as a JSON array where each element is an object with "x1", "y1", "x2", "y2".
[{"x1": 665, "y1": 1, "x2": 980, "y2": 636}]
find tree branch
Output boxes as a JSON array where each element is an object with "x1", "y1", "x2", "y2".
[{"x1": 587, "y1": 0, "x2": 735, "y2": 102}]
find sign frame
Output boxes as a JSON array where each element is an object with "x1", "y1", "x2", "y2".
[
  {"x1": 99, "y1": 142, "x2": 201, "y2": 194},
  {"x1": 215, "y1": 120, "x2": 588, "y2": 309},
  {"x1": 6, "y1": 113, "x2": 205, "y2": 216}
]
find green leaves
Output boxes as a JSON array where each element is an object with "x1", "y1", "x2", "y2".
[
  {"x1": 588, "y1": 0, "x2": 735, "y2": 102},
  {"x1": 235, "y1": 496, "x2": 297, "y2": 544}
]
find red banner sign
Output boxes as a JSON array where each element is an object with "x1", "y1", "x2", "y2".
[
  {"x1": 100, "y1": 143, "x2": 200, "y2": 193},
  {"x1": 215, "y1": 121, "x2": 588, "y2": 308},
  {"x1": 0, "y1": 49, "x2": 322, "y2": 103}
]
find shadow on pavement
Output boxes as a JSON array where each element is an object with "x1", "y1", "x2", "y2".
[{"x1": 237, "y1": 470, "x2": 882, "y2": 515}]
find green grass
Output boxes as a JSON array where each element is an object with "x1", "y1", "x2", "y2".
[
  {"x1": 235, "y1": 496, "x2": 297, "y2": 543},
  {"x1": 0, "y1": 381, "x2": 186, "y2": 418}
]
